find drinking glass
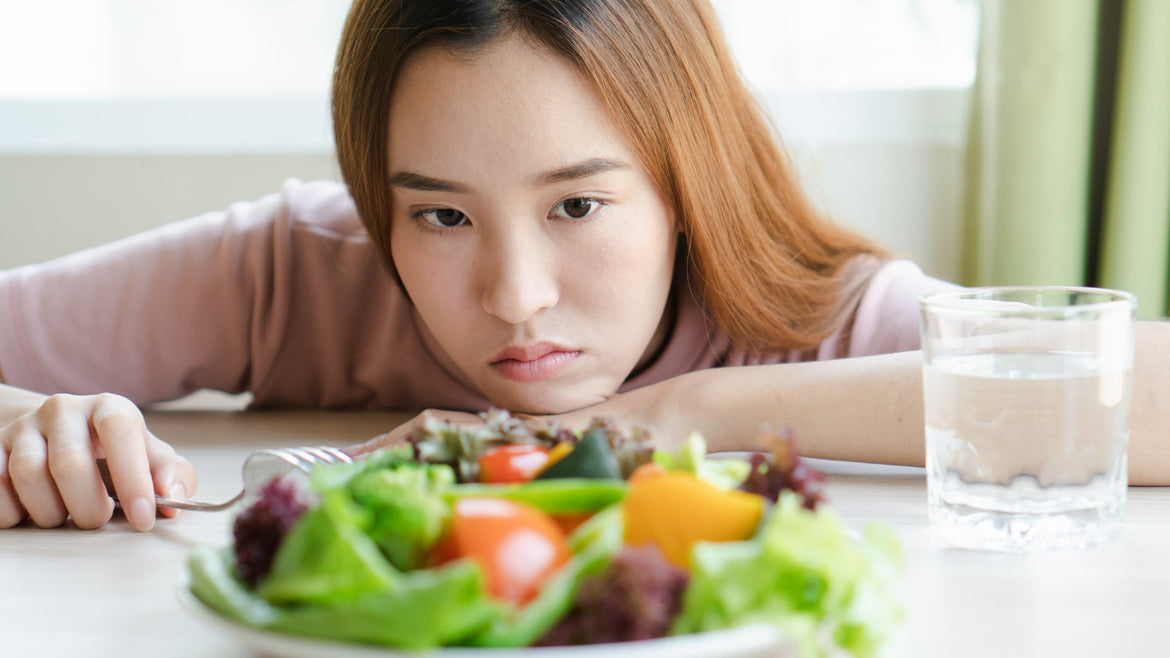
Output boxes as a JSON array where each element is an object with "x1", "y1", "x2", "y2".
[{"x1": 919, "y1": 286, "x2": 1136, "y2": 552}]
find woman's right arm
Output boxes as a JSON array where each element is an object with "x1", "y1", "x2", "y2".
[
  {"x1": 0, "y1": 374, "x2": 196, "y2": 532},
  {"x1": 0, "y1": 190, "x2": 281, "y2": 531},
  {"x1": 0, "y1": 180, "x2": 366, "y2": 530},
  {"x1": 0, "y1": 207, "x2": 243, "y2": 531}
]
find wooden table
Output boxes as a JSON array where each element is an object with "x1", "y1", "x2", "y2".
[{"x1": 2, "y1": 410, "x2": 1168, "y2": 657}]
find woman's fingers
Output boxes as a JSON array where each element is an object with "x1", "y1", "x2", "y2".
[
  {"x1": 347, "y1": 427, "x2": 409, "y2": 457},
  {"x1": 346, "y1": 410, "x2": 483, "y2": 457},
  {"x1": 91, "y1": 394, "x2": 156, "y2": 531},
  {"x1": 0, "y1": 391, "x2": 194, "y2": 531},
  {"x1": 42, "y1": 396, "x2": 115, "y2": 529},
  {"x1": 6, "y1": 423, "x2": 68, "y2": 528},
  {"x1": 0, "y1": 449, "x2": 27, "y2": 527},
  {"x1": 345, "y1": 411, "x2": 426, "y2": 456},
  {"x1": 145, "y1": 435, "x2": 197, "y2": 519}
]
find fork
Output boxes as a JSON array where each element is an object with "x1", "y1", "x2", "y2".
[{"x1": 103, "y1": 446, "x2": 353, "y2": 512}]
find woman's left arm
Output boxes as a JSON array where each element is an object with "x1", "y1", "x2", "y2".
[
  {"x1": 1126, "y1": 321, "x2": 1170, "y2": 484},
  {"x1": 555, "y1": 321, "x2": 1170, "y2": 485},
  {"x1": 553, "y1": 350, "x2": 927, "y2": 467}
]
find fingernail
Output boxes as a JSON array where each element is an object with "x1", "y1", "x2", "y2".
[
  {"x1": 170, "y1": 483, "x2": 186, "y2": 499},
  {"x1": 130, "y1": 497, "x2": 155, "y2": 532}
]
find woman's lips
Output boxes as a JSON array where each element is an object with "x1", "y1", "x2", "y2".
[{"x1": 490, "y1": 343, "x2": 581, "y2": 382}]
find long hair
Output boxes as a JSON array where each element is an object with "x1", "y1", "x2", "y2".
[{"x1": 332, "y1": 0, "x2": 888, "y2": 354}]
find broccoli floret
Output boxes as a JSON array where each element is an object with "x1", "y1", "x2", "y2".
[{"x1": 344, "y1": 461, "x2": 456, "y2": 571}]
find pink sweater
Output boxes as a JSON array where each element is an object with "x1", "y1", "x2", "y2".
[{"x1": 0, "y1": 179, "x2": 954, "y2": 410}]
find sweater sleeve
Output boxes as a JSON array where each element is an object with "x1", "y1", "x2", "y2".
[
  {"x1": 846, "y1": 259, "x2": 959, "y2": 357},
  {"x1": 0, "y1": 179, "x2": 370, "y2": 405}
]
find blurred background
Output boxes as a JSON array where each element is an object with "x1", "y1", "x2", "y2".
[
  {"x1": 7, "y1": 1, "x2": 1166, "y2": 317},
  {"x1": 0, "y1": 0, "x2": 978, "y2": 285}
]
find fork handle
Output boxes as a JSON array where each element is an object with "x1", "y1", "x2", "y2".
[
  {"x1": 153, "y1": 492, "x2": 244, "y2": 512},
  {"x1": 101, "y1": 459, "x2": 244, "y2": 512},
  {"x1": 107, "y1": 491, "x2": 243, "y2": 513}
]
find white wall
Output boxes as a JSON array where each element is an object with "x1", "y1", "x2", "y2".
[
  {"x1": 766, "y1": 88, "x2": 968, "y2": 283},
  {"x1": 0, "y1": 153, "x2": 340, "y2": 269},
  {"x1": 799, "y1": 142, "x2": 964, "y2": 282}
]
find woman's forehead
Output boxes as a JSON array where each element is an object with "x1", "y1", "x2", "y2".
[{"x1": 386, "y1": 36, "x2": 637, "y2": 188}]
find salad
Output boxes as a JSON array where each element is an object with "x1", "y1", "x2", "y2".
[{"x1": 187, "y1": 410, "x2": 904, "y2": 657}]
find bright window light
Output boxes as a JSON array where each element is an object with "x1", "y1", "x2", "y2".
[
  {"x1": 0, "y1": 0, "x2": 976, "y2": 100},
  {"x1": 712, "y1": 0, "x2": 978, "y2": 91},
  {"x1": 0, "y1": 0, "x2": 351, "y2": 100},
  {"x1": 0, "y1": 1, "x2": 977, "y2": 152}
]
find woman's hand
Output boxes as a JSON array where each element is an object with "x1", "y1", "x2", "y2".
[
  {"x1": 0, "y1": 392, "x2": 197, "y2": 531},
  {"x1": 346, "y1": 409, "x2": 485, "y2": 457},
  {"x1": 347, "y1": 397, "x2": 667, "y2": 463}
]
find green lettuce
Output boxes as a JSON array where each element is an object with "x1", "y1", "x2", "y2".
[
  {"x1": 344, "y1": 463, "x2": 454, "y2": 571},
  {"x1": 257, "y1": 489, "x2": 397, "y2": 604},
  {"x1": 270, "y1": 558, "x2": 500, "y2": 648},
  {"x1": 305, "y1": 447, "x2": 455, "y2": 572},
  {"x1": 188, "y1": 503, "x2": 625, "y2": 650},
  {"x1": 188, "y1": 545, "x2": 277, "y2": 628},
  {"x1": 188, "y1": 545, "x2": 501, "y2": 649},
  {"x1": 189, "y1": 437, "x2": 903, "y2": 654},
  {"x1": 187, "y1": 449, "x2": 628, "y2": 650},
  {"x1": 672, "y1": 493, "x2": 904, "y2": 658},
  {"x1": 652, "y1": 431, "x2": 750, "y2": 490}
]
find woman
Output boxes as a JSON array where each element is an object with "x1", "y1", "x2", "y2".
[{"x1": 1, "y1": 0, "x2": 1165, "y2": 532}]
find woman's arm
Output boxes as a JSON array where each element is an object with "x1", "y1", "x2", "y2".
[
  {"x1": 353, "y1": 322, "x2": 1170, "y2": 485},
  {"x1": 352, "y1": 351, "x2": 927, "y2": 471},
  {"x1": 1127, "y1": 321, "x2": 1170, "y2": 484},
  {"x1": 556, "y1": 321, "x2": 1170, "y2": 485},
  {"x1": 557, "y1": 350, "x2": 927, "y2": 466}
]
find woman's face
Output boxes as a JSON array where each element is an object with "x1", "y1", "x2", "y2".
[{"x1": 387, "y1": 35, "x2": 677, "y2": 414}]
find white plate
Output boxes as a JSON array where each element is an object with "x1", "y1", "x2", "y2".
[{"x1": 178, "y1": 585, "x2": 795, "y2": 658}]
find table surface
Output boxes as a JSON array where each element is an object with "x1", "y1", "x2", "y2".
[{"x1": 3, "y1": 410, "x2": 1168, "y2": 657}]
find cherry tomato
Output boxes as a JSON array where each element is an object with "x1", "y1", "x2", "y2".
[
  {"x1": 437, "y1": 497, "x2": 570, "y2": 604},
  {"x1": 478, "y1": 444, "x2": 550, "y2": 483}
]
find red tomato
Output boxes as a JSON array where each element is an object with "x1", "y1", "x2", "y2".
[
  {"x1": 478, "y1": 444, "x2": 550, "y2": 483},
  {"x1": 438, "y1": 497, "x2": 570, "y2": 604}
]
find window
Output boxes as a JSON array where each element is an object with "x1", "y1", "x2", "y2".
[
  {"x1": 712, "y1": 0, "x2": 977, "y2": 91},
  {"x1": 0, "y1": 0, "x2": 351, "y2": 99},
  {"x1": 0, "y1": 0, "x2": 977, "y2": 151}
]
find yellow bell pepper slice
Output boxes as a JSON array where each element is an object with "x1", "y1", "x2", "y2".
[{"x1": 622, "y1": 471, "x2": 764, "y2": 569}]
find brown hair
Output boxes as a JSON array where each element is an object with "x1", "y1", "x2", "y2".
[{"x1": 332, "y1": 0, "x2": 888, "y2": 354}]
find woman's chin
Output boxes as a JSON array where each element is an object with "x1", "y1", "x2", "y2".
[{"x1": 483, "y1": 387, "x2": 610, "y2": 417}]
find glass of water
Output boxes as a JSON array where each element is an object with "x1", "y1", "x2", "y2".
[{"x1": 919, "y1": 286, "x2": 1136, "y2": 552}]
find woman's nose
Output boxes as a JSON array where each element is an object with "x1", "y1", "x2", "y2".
[{"x1": 479, "y1": 236, "x2": 559, "y2": 325}]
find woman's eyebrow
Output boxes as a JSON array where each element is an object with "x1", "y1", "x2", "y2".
[
  {"x1": 535, "y1": 157, "x2": 632, "y2": 185},
  {"x1": 388, "y1": 157, "x2": 631, "y2": 193},
  {"x1": 389, "y1": 171, "x2": 468, "y2": 193}
]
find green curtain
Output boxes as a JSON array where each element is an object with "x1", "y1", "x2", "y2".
[{"x1": 962, "y1": 0, "x2": 1170, "y2": 319}]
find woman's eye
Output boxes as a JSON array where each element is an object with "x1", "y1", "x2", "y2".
[
  {"x1": 553, "y1": 198, "x2": 600, "y2": 220},
  {"x1": 418, "y1": 208, "x2": 468, "y2": 228}
]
